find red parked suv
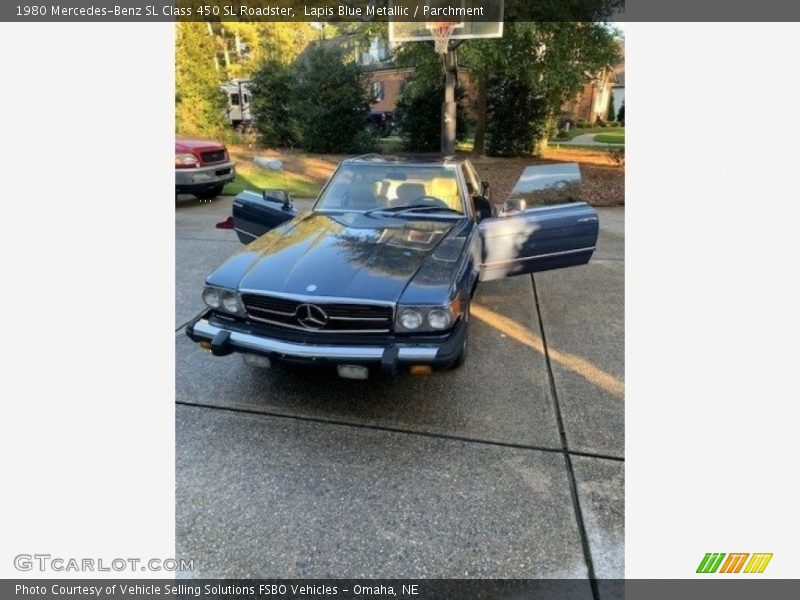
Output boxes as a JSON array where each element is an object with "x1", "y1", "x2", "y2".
[{"x1": 175, "y1": 138, "x2": 236, "y2": 199}]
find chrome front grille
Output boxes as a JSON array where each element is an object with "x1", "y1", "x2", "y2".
[{"x1": 241, "y1": 293, "x2": 393, "y2": 333}]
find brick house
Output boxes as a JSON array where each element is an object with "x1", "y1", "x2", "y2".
[
  {"x1": 303, "y1": 34, "x2": 477, "y2": 116},
  {"x1": 364, "y1": 66, "x2": 411, "y2": 112},
  {"x1": 305, "y1": 34, "x2": 623, "y2": 125},
  {"x1": 301, "y1": 34, "x2": 409, "y2": 110},
  {"x1": 560, "y1": 41, "x2": 625, "y2": 125}
]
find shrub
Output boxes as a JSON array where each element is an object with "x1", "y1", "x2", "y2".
[
  {"x1": 607, "y1": 146, "x2": 625, "y2": 166},
  {"x1": 486, "y1": 77, "x2": 549, "y2": 156},
  {"x1": 609, "y1": 121, "x2": 621, "y2": 128},
  {"x1": 393, "y1": 42, "x2": 469, "y2": 153},
  {"x1": 395, "y1": 79, "x2": 444, "y2": 152},
  {"x1": 175, "y1": 23, "x2": 228, "y2": 138},
  {"x1": 616, "y1": 101, "x2": 625, "y2": 124},
  {"x1": 558, "y1": 117, "x2": 575, "y2": 130},
  {"x1": 555, "y1": 130, "x2": 571, "y2": 140},
  {"x1": 249, "y1": 60, "x2": 299, "y2": 148},
  {"x1": 292, "y1": 46, "x2": 375, "y2": 153},
  {"x1": 394, "y1": 81, "x2": 469, "y2": 152}
]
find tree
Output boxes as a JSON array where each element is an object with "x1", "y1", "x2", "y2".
[
  {"x1": 460, "y1": 22, "x2": 621, "y2": 156},
  {"x1": 392, "y1": 42, "x2": 470, "y2": 152},
  {"x1": 292, "y1": 46, "x2": 375, "y2": 153},
  {"x1": 607, "y1": 93, "x2": 616, "y2": 122},
  {"x1": 249, "y1": 60, "x2": 298, "y2": 147},
  {"x1": 204, "y1": 22, "x2": 316, "y2": 81},
  {"x1": 175, "y1": 22, "x2": 227, "y2": 137},
  {"x1": 257, "y1": 23, "x2": 317, "y2": 66}
]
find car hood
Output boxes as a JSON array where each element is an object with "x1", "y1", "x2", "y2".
[
  {"x1": 175, "y1": 138, "x2": 225, "y2": 153},
  {"x1": 214, "y1": 212, "x2": 461, "y2": 303}
]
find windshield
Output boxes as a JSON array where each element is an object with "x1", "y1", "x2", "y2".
[{"x1": 315, "y1": 164, "x2": 464, "y2": 214}]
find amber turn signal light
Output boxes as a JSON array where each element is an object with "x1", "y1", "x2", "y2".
[{"x1": 409, "y1": 365, "x2": 432, "y2": 376}]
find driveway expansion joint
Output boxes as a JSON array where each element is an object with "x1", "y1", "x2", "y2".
[
  {"x1": 174, "y1": 400, "x2": 623, "y2": 463},
  {"x1": 531, "y1": 273, "x2": 601, "y2": 600}
]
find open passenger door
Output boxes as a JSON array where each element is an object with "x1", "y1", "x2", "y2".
[{"x1": 478, "y1": 164, "x2": 599, "y2": 282}]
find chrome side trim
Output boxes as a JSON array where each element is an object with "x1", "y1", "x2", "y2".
[
  {"x1": 234, "y1": 227, "x2": 257, "y2": 240},
  {"x1": 192, "y1": 320, "x2": 438, "y2": 361},
  {"x1": 482, "y1": 246, "x2": 595, "y2": 268}
]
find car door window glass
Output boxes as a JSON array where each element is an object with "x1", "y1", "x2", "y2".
[{"x1": 460, "y1": 164, "x2": 479, "y2": 195}]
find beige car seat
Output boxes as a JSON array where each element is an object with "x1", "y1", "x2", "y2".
[{"x1": 429, "y1": 177, "x2": 461, "y2": 211}]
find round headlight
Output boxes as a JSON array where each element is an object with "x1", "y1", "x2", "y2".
[
  {"x1": 427, "y1": 308, "x2": 452, "y2": 330},
  {"x1": 221, "y1": 291, "x2": 242, "y2": 314},
  {"x1": 202, "y1": 287, "x2": 222, "y2": 309},
  {"x1": 399, "y1": 308, "x2": 423, "y2": 330}
]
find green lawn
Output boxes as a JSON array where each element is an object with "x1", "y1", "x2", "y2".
[
  {"x1": 223, "y1": 162, "x2": 321, "y2": 198},
  {"x1": 553, "y1": 126, "x2": 625, "y2": 141},
  {"x1": 379, "y1": 135, "x2": 404, "y2": 153},
  {"x1": 456, "y1": 137, "x2": 475, "y2": 152},
  {"x1": 378, "y1": 134, "x2": 476, "y2": 153},
  {"x1": 593, "y1": 132, "x2": 625, "y2": 144}
]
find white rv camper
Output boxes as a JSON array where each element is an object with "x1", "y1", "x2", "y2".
[{"x1": 222, "y1": 80, "x2": 253, "y2": 131}]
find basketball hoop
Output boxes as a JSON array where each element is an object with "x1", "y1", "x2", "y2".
[
  {"x1": 388, "y1": 2, "x2": 504, "y2": 155},
  {"x1": 426, "y1": 21, "x2": 463, "y2": 54}
]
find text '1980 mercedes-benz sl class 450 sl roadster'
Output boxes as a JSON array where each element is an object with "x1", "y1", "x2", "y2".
[{"x1": 186, "y1": 155, "x2": 598, "y2": 379}]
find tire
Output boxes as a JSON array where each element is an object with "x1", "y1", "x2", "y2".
[
  {"x1": 449, "y1": 306, "x2": 470, "y2": 369},
  {"x1": 194, "y1": 184, "x2": 224, "y2": 200}
]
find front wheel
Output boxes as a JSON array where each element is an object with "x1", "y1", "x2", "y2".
[{"x1": 194, "y1": 184, "x2": 224, "y2": 200}]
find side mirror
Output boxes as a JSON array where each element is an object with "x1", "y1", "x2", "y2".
[
  {"x1": 262, "y1": 189, "x2": 292, "y2": 210},
  {"x1": 502, "y1": 198, "x2": 526, "y2": 216},
  {"x1": 481, "y1": 181, "x2": 491, "y2": 199}
]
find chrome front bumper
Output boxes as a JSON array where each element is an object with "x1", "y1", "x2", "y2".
[
  {"x1": 189, "y1": 318, "x2": 440, "y2": 363},
  {"x1": 175, "y1": 162, "x2": 235, "y2": 187}
]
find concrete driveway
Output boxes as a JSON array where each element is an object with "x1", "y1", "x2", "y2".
[{"x1": 175, "y1": 196, "x2": 624, "y2": 582}]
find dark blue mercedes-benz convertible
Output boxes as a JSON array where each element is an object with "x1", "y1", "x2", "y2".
[{"x1": 186, "y1": 155, "x2": 598, "y2": 378}]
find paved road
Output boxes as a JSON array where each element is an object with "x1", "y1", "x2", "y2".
[{"x1": 175, "y1": 196, "x2": 624, "y2": 584}]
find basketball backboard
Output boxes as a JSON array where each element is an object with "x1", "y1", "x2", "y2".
[{"x1": 388, "y1": 0, "x2": 504, "y2": 44}]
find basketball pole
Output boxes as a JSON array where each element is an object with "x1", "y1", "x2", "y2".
[{"x1": 441, "y1": 44, "x2": 459, "y2": 156}]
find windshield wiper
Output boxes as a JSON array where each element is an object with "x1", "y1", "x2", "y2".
[{"x1": 364, "y1": 204, "x2": 462, "y2": 217}]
